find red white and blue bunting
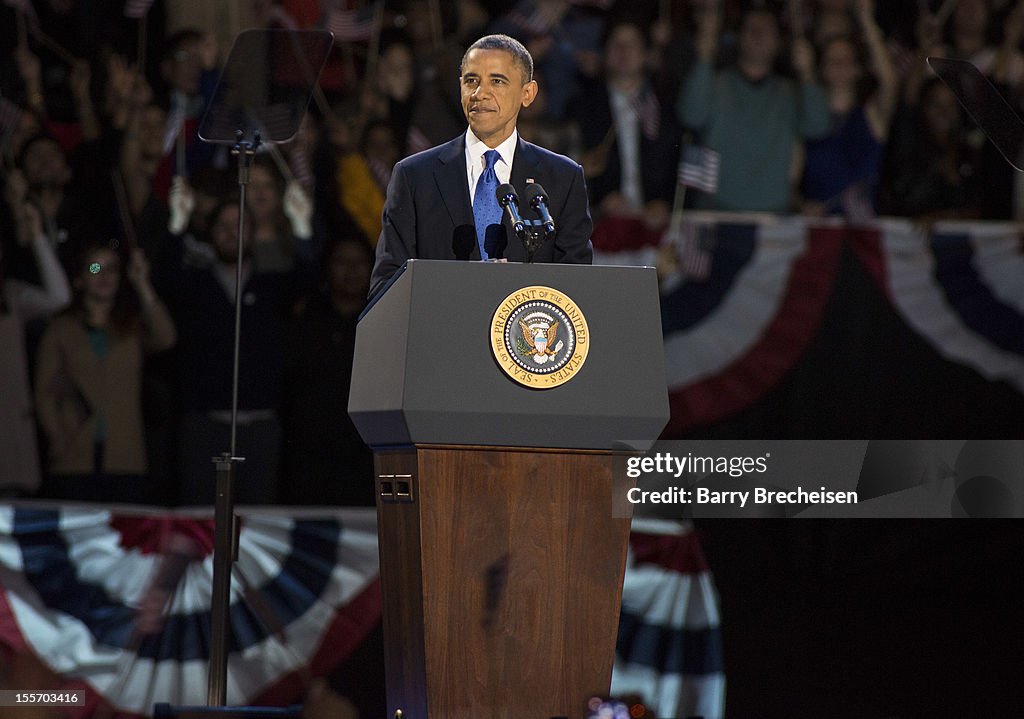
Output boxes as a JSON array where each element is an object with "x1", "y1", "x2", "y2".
[
  {"x1": 0, "y1": 504, "x2": 381, "y2": 716},
  {"x1": 595, "y1": 213, "x2": 1024, "y2": 434},
  {"x1": 612, "y1": 519, "x2": 725, "y2": 719},
  {"x1": 594, "y1": 213, "x2": 844, "y2": 435},
  {"x1": 851, "y1": 219, "x2": 1024, "y2": 394},
  {"x1": 0, "y1": 505, "x2": 723, "y2": 718}
]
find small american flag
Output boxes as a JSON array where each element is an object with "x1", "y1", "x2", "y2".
[
  {"x1": 887, "y1": 39, "x2": 917, "y2": 83},
  {"x1": 286, "y1": 143, "x2": 315, "y2": 193},
  {"x1": 678, "y1": 144, "x2": 720, "y2": 194},
  {"x1": 406, "y1": 125, "x2": 432, "y2": 155},
  {"x1": 506, "y1": 6, "x2": 553, "y2": 36},
  {"x1": 123, "y1": 0, "x2": 154, "y2": 19},
  {"x1": 677, "y1": 221, "x2": 714, "y2": 281},
  {"x1": 327, "y1": 6, "x2": 375, "y2": 42},
  {"x1": 0, "y1": 96, "x2": 24, "y2": 154}
]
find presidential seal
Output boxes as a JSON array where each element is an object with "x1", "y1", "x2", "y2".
[{"x1": 490, "y1": 286, "x2": 589, "y2": 388}]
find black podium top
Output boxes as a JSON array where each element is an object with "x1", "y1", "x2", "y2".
[{"x1": 348, "y1": 260, "x2": 669, "y2": 451}]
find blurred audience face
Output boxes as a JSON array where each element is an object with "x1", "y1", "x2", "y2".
[
  {"x1": 953, "y1": 0, "x2": 990, "y2": 38},
  {"x1": 163, "y1": 39, "x2": 204, "y2": 97},
  {"x1": 247, "y1": 165, "x2": 282, "y2": 225},
  {"x1": 378, "y1": 43, "x2": 415, "y2": 101},
  {"x1": 21, "y1": 137, "x2": 72, "y2": 191},
  {"x1": 820, "y1": 36, "x2": 861, "y2": 89},
  {"x1": 77, "y1": 247, "x2": 122, "y2": 304},
  {"x1": 738, "y1": 10, "x2": 781, "y2": 69},
  {"x1": 328, "y1": 239, "x2": 373, "y2": 304},
  {"x1": 460, "y1": 48, "x2": 537, "y2": 145},
  {"x1": 604, "y1": 24, "x2": 647, "y2": 81},
  {"x1": 208, "y1": 203, "x2": 251, "y2": 263},
  {"x1": 138, "y1": 105, "x2": 168, "y2": 161},
  {"x1": 922, "y1": 82, "x2": 961, "y2": 139},
  {"x1": 814, "y1": 9, "x2": 854, "y2": 47}
]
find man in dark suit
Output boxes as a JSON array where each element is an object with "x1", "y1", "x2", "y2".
[{"x1": 369, "y1": 34, "x2": 594, "y2": 298}]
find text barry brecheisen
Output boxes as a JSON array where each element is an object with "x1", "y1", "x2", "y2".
[
  {"x1": 623, "y1": 452, "x2": 858, "y2": 507},
  {"x1": 626, "y1": 486, "x2": 858, "y2": 508}
]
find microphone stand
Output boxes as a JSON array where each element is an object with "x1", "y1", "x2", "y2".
[
  {"x1": 207, "y1": 128, "x2": 260, "y2": 706},
  {"x1": 519, "y1": 220, "x2": 551, "y2": 263}
]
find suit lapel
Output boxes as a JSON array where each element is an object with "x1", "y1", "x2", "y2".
[
  {"x1": 434, "y1": 135, "x2": 473, "y2": 228},
  {"x1": 510, "y1": 136, "x2": 538, "y2": 195}
]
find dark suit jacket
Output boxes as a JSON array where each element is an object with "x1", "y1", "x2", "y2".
[
  {"x1": 571, "y1": 80, "x2": 682, "y2": 208},
  {"x1": 369, "y1": 132, "x2": 594, "y2": 297}
]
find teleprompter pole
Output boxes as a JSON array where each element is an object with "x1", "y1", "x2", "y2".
[{"x1": 206, "y1": 130, "x2": 260, "y2": 706}]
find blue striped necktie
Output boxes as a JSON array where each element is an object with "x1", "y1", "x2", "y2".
[{"x1": 473, "y1": 149, "x2": 502, "y2": 259}]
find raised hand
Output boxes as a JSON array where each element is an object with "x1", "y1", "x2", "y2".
[{"x1": 168, "y1": 175, "x2": 196, "y2": 235}]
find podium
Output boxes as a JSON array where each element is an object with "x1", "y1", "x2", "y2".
[{"x1": 349, "y1": 260, "x2": 668, "y2": 719}]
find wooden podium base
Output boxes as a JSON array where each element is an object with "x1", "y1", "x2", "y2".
[{"x1": 374, "y1": 445, "x2": 632, "y2": 719}]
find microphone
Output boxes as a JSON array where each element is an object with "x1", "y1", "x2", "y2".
[
  {"x1": 452, "y1": 224, "x2": 476, "y2": 260},
  {"x1": 495, "y1": 183, "x2": 527, "y2": 240},
  {"x1": 484, "y1": 226, "x2": 507, "y2": 260},
  {"x1": 524, "y1": 183, "x2": 556, "y2": 235}
]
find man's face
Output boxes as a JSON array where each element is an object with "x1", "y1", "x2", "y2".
[
  {"x1": 460, "y1": 48, "x2": 537, "y2": 146},
  {"x1": 209, "y1": 204, "x2": 250, "y2": 263},
  {"x1": 22, "y1": 138, "x2": 71, "y2": 190},
  {"x1": 163, "y1": 41, "x2": 203, "y2": 97},
  {"x1": 605, "y1": 25, "x2": 646, "y2": 80},
  {"x1": 738, "y1": 11, "x2": 780, "y2": 68}
]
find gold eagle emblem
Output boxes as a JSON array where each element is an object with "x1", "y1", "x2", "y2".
[{"x1": 519, "y1": 319, "x2": 559, "y2": 356}]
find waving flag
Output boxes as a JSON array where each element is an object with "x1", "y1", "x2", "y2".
[
  {"x1": 679, "y1": 144, "x2": 720, "y2": 194},
  {"x1": 326, "y1": 5, "x2": 376, "y2": 42}
]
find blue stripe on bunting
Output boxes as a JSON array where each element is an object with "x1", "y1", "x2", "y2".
[
  {"x1": 931, "y1": 234, "x2": 1024, "y2": 356},
  {"x1": 616, "y1": 608, "x2": 724, "y2": 676},
  {"x1": 11, "y1": 508, "x2": 340, "y2": 661},
  {"x1": 660, "y1": 224, "x2": 757, "y2": 335}
]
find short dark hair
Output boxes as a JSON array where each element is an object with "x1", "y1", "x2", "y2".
[{"x1": 461, "y1": 34, "x2": 534, "y2": 83}]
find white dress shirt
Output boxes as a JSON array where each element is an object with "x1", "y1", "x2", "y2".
[
  {"x1": 465, "y1": 128, "x2": 518, "y2": 206},
  {"x1": 609, "y1": 86, "x2": 644, "y2": 211}
]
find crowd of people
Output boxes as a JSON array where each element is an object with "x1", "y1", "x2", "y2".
[{"x1": 1, "y1": 0, "x2": 1022, "y2": 506}]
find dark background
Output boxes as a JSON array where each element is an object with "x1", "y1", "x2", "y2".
[{"x1": 691, "y1": 247, "x2": 1024, "y2": 718}]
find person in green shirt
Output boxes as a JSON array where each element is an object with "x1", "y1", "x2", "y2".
[{"x1": 677, "y1": 3, "x2": 830, "y2": 213}]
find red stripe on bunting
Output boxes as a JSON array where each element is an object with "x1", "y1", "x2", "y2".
[
  {"x1": 110, "y1": 516, "x2": 217, "y2": 556},
  {"x1": 254, "y1": 578, "x2": 382, "y2": 707},
  {"x1": 846, "y1": 225, "x2": 888, "y2": 296},
  {"x1": 0, "y1": 589, "x2": 28, "y2": 652},
  {"x1": 664, "y1": 227, "x2": 844, "y2": 435},
  {"x1": 629, "y1": 530, "x2": 710, "y2": 574},
  {"x1": 591, "y1": 215, "x2": 664, "y2": 254}
]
